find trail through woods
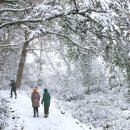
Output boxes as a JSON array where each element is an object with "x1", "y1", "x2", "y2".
[{"x1": 1, "y1": 90, "x2": 101, "y2": 130}]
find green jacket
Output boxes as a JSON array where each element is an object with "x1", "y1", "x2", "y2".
[{"x1": 41, "y1": 92, "x2": 50, "y2": 108}]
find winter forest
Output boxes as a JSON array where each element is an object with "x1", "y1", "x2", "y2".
[{"x1": 0, "y1": 0, "x2": 130, "y2": 130}]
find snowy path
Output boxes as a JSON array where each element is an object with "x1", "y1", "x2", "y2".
[{"x1": 2, "y1": 90, "x2": 95, "y2": 130}]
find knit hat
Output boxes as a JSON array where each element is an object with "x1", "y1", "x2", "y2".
[{"x1": 44, "y1": 88, "x2": 48, "y2": 92}]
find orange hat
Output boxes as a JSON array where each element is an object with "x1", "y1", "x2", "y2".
[
  {"x1": 32, "y1": 88, "x2": 38, "y2": 93},
  {"x1": 32, "y1": 87, "x2": 38, "y2": 92}
]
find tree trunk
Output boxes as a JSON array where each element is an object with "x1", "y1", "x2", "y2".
[
  {"x1": 126, "y1": 63, "x2": 130, "y2": 92},
  {"x1": 81, "y1": 51, "x2": 92, "y2": 94},
  {"x1": 16, "y1": 30, "x2": 30, "y2": 88}
]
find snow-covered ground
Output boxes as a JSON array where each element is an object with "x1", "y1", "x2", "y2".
[{"x1": 1, "y1": 90, "x2": 101, "y2": 130}]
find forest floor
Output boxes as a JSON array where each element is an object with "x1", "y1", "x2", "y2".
[{"x1": 1, "y1": 90, "x2": 101, "y2": 130}]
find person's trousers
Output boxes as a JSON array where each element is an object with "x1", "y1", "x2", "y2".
[
  {"x1": 11, "y1": 89, "x2": 17, "y2": 98},
  {"x1": 44, "y1": 107, "x2": 49, "y2": 117},
  {"x1": 33, "y1": 107, "x2": 39, "y2": 116}
]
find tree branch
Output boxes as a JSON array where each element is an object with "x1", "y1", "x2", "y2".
[
  {"x1": 45, "y1": 51, "x2": 60, "y2": 74},
  {"x1": 72, "y1": 0, "x2": 79, "y2": 13},
  {"x1": 0, "y1": 44, "x2": 17, "y2": 47},
  {"x1": 0, "y1": 19, "x2": 42, "y2": 29},
  {"x1": 0, "y1": 8, "x2": 106, "y2": 29},
  {"x1": 0, "y1": 0, "x2": 17, "y2": 4},
  {"x1": 0, "y1": 7, "x2": 32, "y2": 13},
  {"x1": 47, "y1": 31, "x2": 96, "y2": 54}
]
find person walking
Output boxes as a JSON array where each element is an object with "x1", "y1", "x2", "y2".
[
  {"x1": 41, "y1": 88, "x2": 51, "y2": 118},
  {"x1": 10, "y1": 80, "x2": 17, "y2": 99},
  {"x1": 31, "y1": 87, "x2": 40, "y2": 117}
]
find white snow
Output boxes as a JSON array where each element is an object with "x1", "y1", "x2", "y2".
[
  {"x1": 34, "y1": 5, "x2": 51, "y2": 13},
  {"x1": 1, "y1": 90, "x2": 97, "y2": 130}
]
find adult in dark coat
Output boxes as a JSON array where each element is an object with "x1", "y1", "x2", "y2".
[
  {"x1": 31, "y1": 88, "x2": 40, "y2": 117},
  {"x1": 41, "y1": 88, "x2": 51, "y2": 118},
  {"x1": 10, "y1": 80, "x2": 17, "y2": 99}
]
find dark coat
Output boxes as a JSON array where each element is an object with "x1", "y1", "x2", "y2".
[
  {"x1": 31, "y1": 92, "x2": 40, "y2": 107},
  {"x1": 41, "y1": 92, "x2": 50, "y2": 108},
  {"x1": 10, "y1": 80, "x2": 16, "y2": 90}
]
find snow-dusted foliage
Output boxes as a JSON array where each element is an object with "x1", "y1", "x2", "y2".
[
  {"x1": 71, "y1": 88, "x2": 130, "y2": 130},
  {"x1": 56, "y1": 85, "x2": 130, "y2": 130},
  {"x1": 48, "y1": 72, "x2": 84, "y2": 101},
  {"x1": 0, "y1": 95, "x2": 8, "y2": 130}
]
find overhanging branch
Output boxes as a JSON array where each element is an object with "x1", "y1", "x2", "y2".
[
  {"x1": 0, "y1": 7, "x2": 32, "y2": 13},
  {"x1": 47, "y1": 31, "x2": 96, "y2": 54},
  {"x1": 0, "y1": 0, "x2": 16, "y2": 4},
  {"x1": 0, "y1": 7, "x2": 107, "y2": 29},
  {"x1": 0, "y1": 19, "x2": 42, "y2": 29},
  {"x1": 0, "y1": 44, "x2": 17, "y2": 47}
]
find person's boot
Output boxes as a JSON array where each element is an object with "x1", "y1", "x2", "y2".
[
  {"x1": 44, "y1": 114, "x2": 47, "y2": 118},
  {"x1": 33, "y1": 115, "x2": 36, "y2": 117}
]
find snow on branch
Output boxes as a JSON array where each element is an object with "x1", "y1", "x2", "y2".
[
  {"x1": 26, "y1": 48, "x2": 55, "y2": 52},
  {"x1": 27, "y1": 27, "x2": 96, "y2": 54},
  {"x1": 0, "y1": 44, "x2": 17, "y2": 47},
  {"x1": 0, "y1": 8, "x2": 104, "y2": 29},
  {"x1": 0, "y1": 7, "x2": 32, "y2": 13},
  {"x1": 46, "y1": 31, "x2": 96, "y2": 54},
  {"x1": 72, "y1": 0, "x2": 79, "y2": 12},
  {"x1": 0, "y1": 19, "x2": 42, "y2": 29},
  {"x1": 0, "y1": 0, "x2": 17, "y2": 4},
  {"x1": 0, "y1": 14, "x2": 65, "y2": 29}
]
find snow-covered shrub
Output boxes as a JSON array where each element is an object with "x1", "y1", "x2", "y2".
[
  {"x1": 47, "y1": 73, "x2": 85, "y2": 101},
  {"x1": 0, "y1": 98, "x2": 8, "y2": 130},
  {"x1": 62, "y1": 86, "x2": 130, "y2": 130}
]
